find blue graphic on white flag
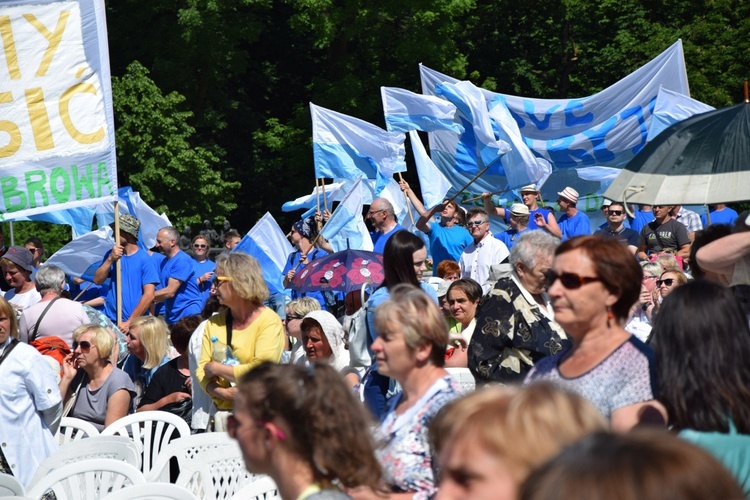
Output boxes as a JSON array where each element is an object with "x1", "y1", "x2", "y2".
[
  {"x1": 381, "y1": 87, "x2": 464, "y2": 134},
  {"x1": 233, "y1": 212, "x2": 294, "y2": 295},
  {"x1": 435, "y1": 81, "x2": 511, "y2": 174},
  {"x1": 646, "y1": 87, "x2": 713, "y2": 141},
  {"x1": 310, "y1": 103, "x2": 407, "y2": 196},
  {"x1": 45, "y1": 226, "x2": 114, "y2": 285},
  {"x1": 94, "y1": 187, "x2": 171, "y2": 249},
  {"x1": 321, "y1": 178, "x2": 372, "y2": 251},
  {"x1": 282, "y1": 182, "x2": 348, "y2": 213},
  {"x1": 409, "y1": 131, "x2": 451, "y2": 209},
  {"x1": 5, "y1": 206, "x2": 96, "y2": 238}
]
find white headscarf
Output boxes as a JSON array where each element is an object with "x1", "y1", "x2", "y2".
[{"x1": 302, "y1": 310, "x2": 350, "y2": 372}]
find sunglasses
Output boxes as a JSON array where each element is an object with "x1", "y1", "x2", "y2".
[
  {"x1": 608, "y1": 210, "x2": 624, "y2": 216},
  {"x1": 193, "y1": 244, "x2": 207, "y2": 249},
  {"x1": 656, "y1": 278, "x2": 675, "y2": 287},
  {"x1": 284, "y1": 314, "x2": 303, "y2": 321},
  {"x1": 212, "y1": 276, "x2": 233, "y2": 287},
  {"x1": 544, "y1": 270, "x2": 600, "y2": 289},
  {"x1": 466, "y1": 220, "x2": 487, "y2": 228},
  {"x1": 72, "y1": 340, "x2": 92, "y2": 352}
]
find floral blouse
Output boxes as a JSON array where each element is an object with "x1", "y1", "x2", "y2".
[
  {"x1": 375, "y1": 376, "x2": 461, "y2": 499},
  {"x1": 468, "y1": 274, "x2": 570, "y2": 384}
]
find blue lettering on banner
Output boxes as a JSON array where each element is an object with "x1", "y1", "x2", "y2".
[
  {"x1": 523, "y1": 100, "x2": 560, "y2": 130},
  {"x1": 564, "y1": 99, "x2": 594, "y2": 127},
  {"x1": 581, "y1": 116, "x2": 618, "y2": 164}
]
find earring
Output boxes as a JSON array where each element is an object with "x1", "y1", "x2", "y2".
[{"x1": 606, "y1": 306, "x2": 614, "y2": 327}]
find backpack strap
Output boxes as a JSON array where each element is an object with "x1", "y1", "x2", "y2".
[
  {"x1": 225, "y1": 309, "x2": 233, "y2": 350},
  {"x1": 0, "y1": 338, "x2": 19, "y2": 368},
  {"x1": 30, "y1": 297, "x2": 60, "y2": 342}
]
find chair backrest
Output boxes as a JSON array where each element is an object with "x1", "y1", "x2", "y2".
[
  {"x1": 0, "y1": 473, "x2": 26, "y2": 497},
  {"x1": 101, "y1": 411, "x2": 191, "y2": 474},
  {"x1": 174, "y1": 445, "x2": 259, "y2": 500},
  {"x1": 446, "y1": 367, "x2": 476, "y2": 393},
  {"x1": 26, "y1": 459, "x2": 144, "y2": 500},
  {"x1": 145, "y1": 432, "x2": 239, "y2": 484},
  {"x1": 29, "y1": 435, "x2": 140, "y2": 487},
  {"x1": 230, "y1": 476, "x2": 279, "y2": 500},
  {"x1": 55, "y1": 417, "x2": 101, "y2": 446},
  {"x1": 101, "y1": 483, "x2": 199, "y2": 500}
]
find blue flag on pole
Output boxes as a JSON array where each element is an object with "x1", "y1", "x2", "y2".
[
  {"x1": 233, "y1": 212, "x2": 294, "y2": 295},
  {"x1": 45, "y1": 226, "x2": 114, "y2": 285}
]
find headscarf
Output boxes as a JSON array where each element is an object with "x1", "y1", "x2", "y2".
[
  {"x1": 302, "y1": 310, "x2": 350, "y2": 372},
  {"x1": 293, "y1": 217, "x2": 316, "y2": 241}
]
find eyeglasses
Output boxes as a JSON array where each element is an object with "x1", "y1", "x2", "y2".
[
  {"x1": 544, "y1": 270, "x2": 600, "y2": 289},
  {"x1": 212, "y1": 276, "x2": 233, "y2": 287},
  {"x1": 656, "y1": 278, "x2": 675, "y2": 287},
  {"x1": 72, "y1": 340, "x2": 92, "y2": 352},
  {"x1": 642, "y1": 275, "x2": 658, "y2": 281},
  {"x1": 367, "y1": 209, "x2": 386, "y2": 217},
  {"x1": 284, "y1": 314, "x2": 303, "y2": 322},
  {"x1": 193, "y1": 244, "x2": 207, "y2": 249},
  {"x1": 466, "y1": 220, "x2": 487, "y2": 228},
  {"x1": 608, "y1": 210, "x2": 624, "y2": 216}
]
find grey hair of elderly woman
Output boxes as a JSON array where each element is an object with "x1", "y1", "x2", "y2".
[
  {"x1": 35, "y1": 264, "x2": 67, "y2": 295},
  {"x1": 509, "y1": 231, "x2": 561, "y2": 271}
]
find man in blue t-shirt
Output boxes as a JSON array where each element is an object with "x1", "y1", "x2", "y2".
[
  {"x1": 495, "y1": 203, "x2": 532, "y2": 250},
  {"x1": 557, "y1": 187, "x2": 591, "y2": 240},
  {"x1": 368, "y1": 198, "x2": 404, "y2": 254},
  {"x1": 399, "y1": 179, "x2": 473, "y2": 268},
  {"x1": 154, "y1": 226, "x2": 204, "y2": 325},
  {"x1": 94, "y1": 214, "x2": 160, "y2": 332},
  {"x1": 702, "y1": 204, "x2": 739, "y2": 227}
]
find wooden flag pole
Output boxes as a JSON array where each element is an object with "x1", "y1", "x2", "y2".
[
  {"x1": 444, "y1": 167, "x2": 489, "y2": 206},
  {"x1": 464, "y1": 188, "x2": 512, "y2": 203},
  {"x1": 114, "y1": 201, "x2": 122, "y2": 327},
  {"x1": 73, "y1": 282, "x2": 94, "y2": 302},
  {"x1": 398, "y1": 173, "x2": 415, "y2": 227},
  {"x1": 315, "y1": 178, "x2": 322, "y2": 232},
  {"x1": 322, "y1": 181, "x2": 328, "y2": 213}
]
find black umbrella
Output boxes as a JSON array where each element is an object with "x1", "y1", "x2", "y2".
[{"x1": 605, "y1": 102, "x2": 750, "y2": 205}]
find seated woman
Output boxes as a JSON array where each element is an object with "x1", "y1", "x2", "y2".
[
  {"x1": 444, "y1": 278, "x2": 482, "y2": 368},
  {"x1": 231, "y1": 362, "x2": 382, "y2": 499},
  {"x1": 469, "y1": 231, "x2": 569, "y2": 384},
  {"x1": 520, "y1": 430, "x2": 743, "y2": 500},
  {"x1": 651, "y1": 280, "x2": 750, "y2": 492},
  {"x1": 137, "y1": 315, "x2": 201, "y2": 424},
  {"x1": 59, "y1": 324, "x2": 135, "y2": 432},
  {"x1": 431, "y1": 383, "x2": 607, "y2": 500},
  {"x1": 526, "y1": 236, "x2": 666, "y2": 430},
  {"x1": 123, "y1": 315, "x2": 171, "y2": 407},
  {"x1": 363, "y1": 284, "x2": 461, "y2": 499}
]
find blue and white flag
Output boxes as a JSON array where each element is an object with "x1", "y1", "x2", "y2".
[
  {"x1": 45, "y1": 226, "x2": 114, "y2": 283},
  {"x1": 5, "y1": 206, "x2": 96, "y2": 238},
  {"x1": 311, "y1": 103, "x2": 407, "y2": 196},
  {"x1": 646, "y1": 87, "x2": 714, "y2": 141},
  {"x1": 321, "y1": 178, "x2": 372, "y2": 251},
  {"x1": 435, "y1": 81, "x2": 511, "y2": 174},
  {"x1": 381, "y1": 87, "x2": 464, "y2": 134},
  {"x1": 94, "y1": 187, "x2": 171, "y2": 249},
  {"x1": 282, "y1": 181, "x2": 348, "y2": 213},
  {"x1": 409, "y1": 131, "x2": 451, "y2": 209},
  {"x1": 233, "y1": 212, "x2": 294, "y2": 295}
]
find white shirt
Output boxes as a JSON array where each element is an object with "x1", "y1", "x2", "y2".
[
  {"x1": 5, "y1": 288, "x2": 41, "y2": 316},
  {"x1": 188, "y1": 319, "x2": 217, "y2": 431},
  {"x1": 459, "y1": 234, "x2": 510, "y2": 293},
  {"x1": 0, "y1": 339, "x2": 61, "y2": 486}
]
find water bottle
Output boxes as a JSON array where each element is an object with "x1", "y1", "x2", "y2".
[{"x1": 210, "y1": 336, "x2": 239, "y2": 366}]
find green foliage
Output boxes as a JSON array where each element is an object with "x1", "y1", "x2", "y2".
[
  {"x1": 111, "y1": 62, "x2": 240, "y2": 227},
  {"x1": 2, "y1": 221, "x2": 74, "y2": 258}
]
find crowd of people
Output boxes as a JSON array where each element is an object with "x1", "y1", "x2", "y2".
[{"x1": 0, "y1": 186, "x2": 749, "y2": 499}]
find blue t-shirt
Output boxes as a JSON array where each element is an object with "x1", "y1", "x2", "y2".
[
  {"x1": 558, "y1": 211, "x2": 591, "y2": 240},
  {"x1": 495, "y1": 227, "x2": 530, "y2": 250},
  {"x1": 159, "y1": 250, "x2": 203, "y2": 325},
  {"x1": 702, "y1": 207, "x2": 738, "y2": 227},
  {"x1": 282, "y1": 248, "x2": 332, "y2": 311},
  {"x1": 371, "y1": 224, "x2": 405, "y2": 254},
  {"x1": 504, "y1": 207, "x2": 553, "y2": 231},
  {"x1": 192, "y1": 258, "x2": 216, "y2": 305},
  {"x1": 103, "y1": 248, "x2": 160, "y2": 323},
  {"x1": 151, "y1": 252, "x2": 167, "y2": 317},
  {"x1": 630, "y1": 209, "x2": 655, "y2": 235},
  {"x1": 427, "y1": 223, "x2": 473, "y2": 267}
]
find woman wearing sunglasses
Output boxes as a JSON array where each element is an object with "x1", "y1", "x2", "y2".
[
  {"x1": 59, "y1": 324, "x2": 135, "y2": 431},
  {"x1": 526, "y1": 236, "x2": 666, "y2": 430},
  {"x1": 656, "y1": 269, "x2": 688, "y2": 301},
  {"x1": 195, "y1": 252, "x2": 285, "y2": 428},
  {"x1": 191, "y1": 235, "x2": 215, "y2": 306}
]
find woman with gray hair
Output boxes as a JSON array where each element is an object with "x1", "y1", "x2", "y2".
[
  {"x1": 19, "y1": 264, "x2": 87, "y2": 348},
  {"x1": 468, "y1": 231, "x2": 570, "y2": 384}
]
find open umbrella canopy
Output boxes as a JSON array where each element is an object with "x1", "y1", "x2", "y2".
[
  {"x1": 604, "y1": 102, "x2": 750, "y2": 205},
  {"x1": 289, "y1": 249, "x2": 384, "y2": 294}
]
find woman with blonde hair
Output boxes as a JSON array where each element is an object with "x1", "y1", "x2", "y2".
[
  {"x1": 283, "y1": 297, "x2": 320, "y2": 364},
  {"x1": 123, "y1": 315, "x2": 171, "y2": 406},
  {"x1": 432, "y1": 383, "x2": 607, "y2": 500},
  {"x1": 196, "y1": 252, "x2": 285, "y2": 415},
  {"x1": 60, "y1": 324, "x2": 135, "y2": 431},
  {"x1": 231, "y1": 362, "x2": 382, "y2": 499}
]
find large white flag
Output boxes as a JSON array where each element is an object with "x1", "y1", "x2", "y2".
[
  {"x1": 409, "y1": 131, "x2": 451, "y2": 209},
  {"x1": 45, "y1": 226, "x2": 114, "y2": 282},
  {"x1": 321, "y1": 178, "x2": 373, "y2": 251},
  {"x1": 646, "y1": 87, "x2": 713, "y2": 141},
  {"x1": 381, "y1": 87, "x2": 464, "y2": 134}
]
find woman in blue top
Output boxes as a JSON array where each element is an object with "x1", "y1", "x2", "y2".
[{"x1": 651, "y1": 280, "x2": 750, "y2": 493}]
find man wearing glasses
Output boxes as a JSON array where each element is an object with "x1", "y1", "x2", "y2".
[
  {"x1": 367, "y1": 198, "x2": 404, "y2": 254},
  {"x1": 191, "y1": 235, "x2": 215, "y2": 306},
  {"x1": 154, "y1": 226, "x2": 204, "y2": 325},
  {"x1": 94, "y1": 214, "x2": 160, "y2": 333},
  {"x1": 594, "y1": 202, "x2": 639, "y2": 255},
  {"x1": 459, "y1": 208, "x2": 509, "y2": 293}
]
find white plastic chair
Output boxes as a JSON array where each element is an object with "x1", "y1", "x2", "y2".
[
  {"x1": 230, "y1": 476, "x2": 279, "y2": 500},
  {"x1": 29, "y1": 435, "x2": 140, "y2": 487},
  {"x1": 101, "y1": 411, "x2": 190, "y2": 475},
  {"x1": 26, "y1": 459, "x2": 145, "y2": 500},
  {"x1": 55, "y1": 417, "x2": 101, "y2": 445},
  {"x1": 101, "y1": 483, "x2": 198, "y2": 500},
  {"x1": 446, "y1": 367, "x2": 476, "y2": 393},
  {"x1": 0, "y1": 473, "x2": 25, "y2": 497},
  {"x1": 146, "y1": 431, "x2": 241, "y2": 484}
]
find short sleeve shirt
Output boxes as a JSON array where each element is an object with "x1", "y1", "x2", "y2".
[
  {"x1": 103, "y1": 248, "x2": 160, "y2": 323},
  {"x1": 426, "y1": 223, "x2": 472, "y2": 267},
  {"x1": 558, "y1": 211, "x2": 591, "y2": 240},
  {"x1": 638, "y1": 219, "x2": 691, "y2": 254},
  {"x1": 160, "y1": 250, "x2": 204, "y2": 324}
]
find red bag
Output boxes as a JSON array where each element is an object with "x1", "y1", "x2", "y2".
[{"x1": 30, "y1": 336, "x2": 71, "y2": 366}]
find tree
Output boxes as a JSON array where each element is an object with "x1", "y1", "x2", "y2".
[{"x1": 111, "y1": 62, "x2": 240, "y2": 226}]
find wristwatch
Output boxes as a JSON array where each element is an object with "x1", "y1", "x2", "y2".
[{"x1": 642, "y1": 302, "x2": 653, "y2": 311}]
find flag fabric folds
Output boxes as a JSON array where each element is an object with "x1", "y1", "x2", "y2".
[
  {"x1": 281, "y1": 181, "x2": 347, "y2": 213},
  {"x1": 646, "y1": 87, "x2": 714, "y2": 142},
  {"x1": 311, "y1": 103, "x2": 407, "y2": 196},
  {"x1": 409, "y1": 131, "x2": 452, "y2": 209},
  {"x1": 45, "y1": 226, "x2": 114, "y2": 284},
  {"x1": 320, "y1": 178, "x2": 372, "y2": 251},
  {"x1": 381, "y1": 87, "x2": 464, "y2": 134},
  {"x1": 5, "y1": 206, "x2": 97, "y2": 239},
  {"x1": 94, "y1": 187, "x2": 171, "y2": 249},
  {"x1": 233, "y1": 212, "x2": 294, "y2": 295}
]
